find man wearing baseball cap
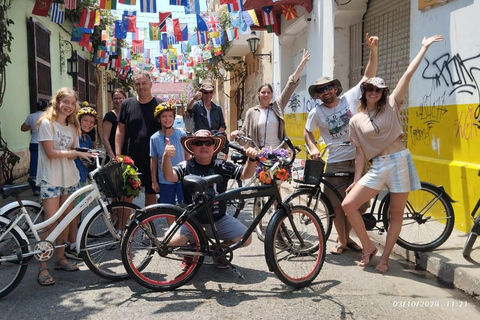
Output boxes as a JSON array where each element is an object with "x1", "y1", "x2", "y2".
[{"x1": 303, "y1": 33, "x2": 379, "y2": 255}]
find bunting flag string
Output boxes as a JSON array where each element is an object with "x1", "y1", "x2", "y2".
[{"x1": 50, "y1": 2, "x2": 65, "y2": 24}]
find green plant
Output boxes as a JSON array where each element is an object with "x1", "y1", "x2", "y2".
[{"x1": 0, "y1": 0, "x2": 14, "y2": 108}]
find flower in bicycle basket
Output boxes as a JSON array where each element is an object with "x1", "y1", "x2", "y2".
[
  {"x1": 116, "y1": 155, "x2": 142, "y2": 197},
  {"x1": 255, "y1": 148, "x2": 292, "y2": 184}
]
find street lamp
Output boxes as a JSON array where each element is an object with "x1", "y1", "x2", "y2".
[
  {"x1": 60, "y1": 36, "x2": 78, "y2": 76},
  {"x1": 246, "y1": 31, "x2": 271, "y2": 63}
]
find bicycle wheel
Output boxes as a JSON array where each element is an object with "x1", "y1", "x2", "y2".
[
  {"x1": 0, "y1": 223, "x2": 29, "y2": 299},
  {"x1": 264, "y1": 205, "x2": 326, "y2": 288},
  {"x1": 462, "y1": 215, "x2": 480, "y2": 258},
  {"x1": 382, "y1": 182, "x2": 455, "y2": 252},
  {"x1": 122, "y1": 207, "x2": 207, "y2": 291},
  {"x1": 226, "y1": 179, "x2": 244, "y2": 218},
  {"x1": 2, "y1": 202, "x2": 43, "y2": 237},
  {"x1": 80, "y1": 202, "x2": 140, "y2": 281},
  {"x1": 285, "y1": 187, "x2": 334, "y2": 240}
]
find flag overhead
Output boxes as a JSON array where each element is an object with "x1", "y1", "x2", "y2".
[
  {"x1": 100, "y1": 0, "x2": 117, "y2": 9},
  {"x1": 78, "y1": 8, "x2": 96, "y2": 33},
  {"x1": 50, "y1": 2, "x2": 65, "y2": 24},
  {"x1": 64, "y1": 0, "x2": 76, "y2": 10},
  {"x1": 282, "y1": 5, "x2": 298, "y2": 21},
  {"x1": 159, "y1": 12, "x2": 172, "y2": 32},
  {"x1": 261, "y1": 6, "x2": 275, "y2": 26},
  {"x1": 119, "y1": 0, "x2": 137, "y2": 4},
  {"x1": 184, "y1": 0, "x2": 200, "y2": 14},
  {"x1": 227, "y1": 0, "x2": 243, "y2": 12},
  {"x1": 140, "y1": 0, "x2": 157, "y2": 13},
  {"x1": 32, "y1": 0, "x2": 52, "y2": 17},
  {"x1": 149, "y1": 23, "x2": 160, "y2": 40}
]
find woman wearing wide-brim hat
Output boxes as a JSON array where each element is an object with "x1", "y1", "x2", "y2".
[
  {"x1": 342, "y1": 35, "x2": 444, "y2": 273},
  {"x1": 231, "y1": 49, "x2": 310, "y2": 149}
]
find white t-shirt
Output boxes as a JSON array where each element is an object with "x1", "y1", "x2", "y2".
[
  {"x1": 24, "y1": 111, "x2": 44, "y2": 144},
  {"x1": 258, "y1": 107, "x2": 281, "y2": 149},
  {"x1": 37, "y1": 119, "x2": 80, "y2": 187},
  {"x1": 305, "y1": 83, "x2": 362, "y2": 163}
]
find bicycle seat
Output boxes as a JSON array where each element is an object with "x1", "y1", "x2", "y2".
[
  {"x1": 0, "y1": 183, "x2": 30, "y2": 199},
  {"x1": 231, "y1": 153, "x2": 247, "y2": 164},
  {"x1": 183, "y1": 174, "x2": 223, "y2": 194}
]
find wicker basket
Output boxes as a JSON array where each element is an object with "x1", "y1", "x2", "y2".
[
  {"x1": 93, "y1": 161, "x2": 127, "y2": 199},
  {"x1": 293, "y1": 159, "x2": 325, "y2": 185}
]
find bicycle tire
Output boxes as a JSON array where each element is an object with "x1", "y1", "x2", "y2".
[
  {"x1": 264, "y1": 205, "x2": 326, "y2": 288},
  {"x1": 382, "y1": 182, "x2": 455, "y2": 252},
  {"x1": 462, "y1": 216, "x2": 480, "y2": 258},
  {"x1": 285, "y1": 187, "x2": 334, "y2": 240},
  {"x1": 80, "y1": 202, "x2": 141, "y2": 281},
  {"x1": 2, "y1": 202, "x2": 43, "y2": 237},
  {"x1": 226, "y1": 179, "x2": 244, "y2": 218},
  {"x1": 122, "y1": 207, "x2": 207, "y2": 291},
  {"x1": 0, "y1": 222, "x2": 29, "y2": 299}
]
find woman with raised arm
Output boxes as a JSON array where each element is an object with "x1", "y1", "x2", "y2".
[
  {"x1": 342, "y1": 35, "x2": 444, "y2": 273},
  {"x1": 231, "y1": 49, "x2": 310, "y2": 149}
]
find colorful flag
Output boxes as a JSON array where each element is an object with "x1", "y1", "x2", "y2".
[
  {"x1": 227, "y1": 0, "x2": 243, "y2": 12},
  {"x1": 169, "y1": 0, "x2": 184, "y2": 5},
  {"x1": 161, "y1": 33, "x2": 168, "y2": 50},
  {"x1": 181, "y1": 24, "x2": 189, "y2": 41},
  {"x1": 71, "y1": 26, "x2": 83, "y2": 42},
  {"x1": 242, "y1": 10, "x2": 259, "y2": 27},
  {"x1": 196, "y1": 31, "x2": 208, "y2": 44},
  {"x1": 100, "y1": 0, "x2": 117, "y2": 10},
  {"x1": 132, "y1": 40, "x2": 144, "y2": 54},
  {"x1": 32, "y1": 0, "x2": 52, "y2": 17},
  {"x1": 282, "y1": 5, "x2": 298, "y2": 21},
  {"x1": 115, "y1": 20, "x2": 128, "y2": 39},
  {"x1": 140, "y1": 0, "x2": 157, "y2": 13},
  {"x1": 122, "y1": 11, "x2": 137, "y2": 32},
  {"x1": 159, "y1": 12, "x2": 172, "y2": 32},
  {"x1": 149, "y1": 23, "x2": 160, "y2": 40},
  {"x1": 78, "y1": 8, "x2": 96, "y2": 33},
  {"x1": 261, "y1": 6, "x2": 275, "y2": 26},
  {"x1": 64, "y1": 0, "x2": 76, "y2": 10},
  {"x1": 184, "y1": 0, "x2": 200, "y2": 14},
  {"x1": 196, "y1": 14, "x2": 208, "y2": 31},
  {"x1": 220, "y1": 0, "x2": 237, "y2": 4},
  {"x1": 119, "y1": 0, "x2": 136, "y2": 4},
  {"x1": 94, "y1": 10, "x2": 101, "y2": 26},
  {"x1": 205, "y1": 15, "x2": 221, "y2": 33},
  {"x1": 173, "y1": 19, "x2": 182, "y2": 41},
  {"x1": 229, "y1": 11, "x2": 241, "y2": 28},
  {"x1": 50, "y1": 3, "x2": 65, "y2": 24},
  {"x1": 79, "y1": 34, "x2": 92, "y2": 52}
]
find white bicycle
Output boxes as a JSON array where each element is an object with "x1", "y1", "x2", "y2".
[{"x1": 0, "y1": 148, "x2": 145, "y2": 299}]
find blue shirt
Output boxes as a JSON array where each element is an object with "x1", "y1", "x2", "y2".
[
  {"x1": 150, "y1": 129, "x2": 186, "y2": 184},
  {"x1": 75, "y1": 134, "x2": 93, "y2": 183}
]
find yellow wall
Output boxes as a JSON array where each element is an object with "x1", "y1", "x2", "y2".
[{"x1": 408, "y1": 104, "x2": 480, "y2": 232}]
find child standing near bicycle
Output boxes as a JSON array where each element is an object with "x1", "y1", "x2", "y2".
[
  {"x1": 35, "y1": 87, "x2": 94, "y2": 286},
  {"x1": 150, "y1": 102, "x2": 189, "y2": 205}
]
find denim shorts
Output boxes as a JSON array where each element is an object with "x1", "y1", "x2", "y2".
[
  {"x1": 40, "y1": 180, "x2": 80, "y2": 200},
  {"x1": 181, "y1": 214, "x2": 247, "y2": 242},
  {"x1": 358, "y1": 149, "x2": 421, "y2": 193}
]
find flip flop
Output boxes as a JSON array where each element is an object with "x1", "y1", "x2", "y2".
[
  {"x1": 347, "y1": 241, "x2": 363, "y2": 252},
  {"x1": 330, "y1": 243, "x2": 347, "y2": 255}
]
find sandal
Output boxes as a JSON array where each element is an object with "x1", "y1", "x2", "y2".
[
  {"x1": 54, "y1": 256, "x2": 79, "y2": 272},
  {"x1": 37, "y1": 267, "x2": 55, "y2": 286},
  {"x1": 330, "y1": 243, "x2": 347, "y2": 255},
  {"x1": 358, "y1": 248, "x2": 378, "y2": 267},
  {"x1": 347, "y1": 241, "x2": 363, "y2": 252}
]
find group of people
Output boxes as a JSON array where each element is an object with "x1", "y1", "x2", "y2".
[{"x1": 20, "y1": 32, "x2": 443, "y2": 287}]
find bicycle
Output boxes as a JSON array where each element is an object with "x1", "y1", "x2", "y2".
[
  {"x1": 462, "y1": 167, "x2": 480, "y2": 259},
  {"x1": 286, "y1": 143, "x2": 456, "y2": 252},
  {"x1": 121, "y1": 138, "x2": 326, "y2": 291},
  {"x1": 0, "y1": 148, "x2": 142, "y2": 299}
]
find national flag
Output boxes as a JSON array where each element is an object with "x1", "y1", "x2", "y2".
[
  {"x1": 159, "y1": 12, "x2": 172, "y2": 32},
  {"x1": 122, "y1": 12, "x2": 137, "y2": 32},
  {"x1": 102, "y1": 25, "x2": 111, "y2": 41},
  {"x1": 161, "y1": 33, "x2": 168, "y2": 50},
  {"x1": 282, "y1": 5, "x2": 298, "y2": 21},
  {"x1": 32, "y1": 0, "x2": 52, "y2": 17},
  {"x1": 94, "y1": 10, "x2": 101, "y2": 26},
  {"x1": 78, "y1": 8, "x2": 96, "y2": 33},
  {"x1": 166, "y1": 18, "x2": 173, "y2": 37},
  {"x1": 196, "y1": 31, "x2": 208, "y2": 44},
  {"x1": 115, "y1": 20, "x2": 128, "y2": 39},
  {"x1": 196, "y1": 14, "x2": 208, "y2": 31},
  {"x1": 181, "y1": 24, "x2": 188, "y2": 41},
  {"x1": 220, "y1": 0, "x2": 236, "y2": 4},
  {"x1": 188, "y1": 32, "x2": 198, "y2": 46},
  {"x1": 261, "y1": 6, "x2": 275, "y2": 26},
  {"x1": 242, "y1": 10, "x2": 259, "y2": 27},
  {"x1": 168, "y1": 35, "x2": 178, "y2": 45},
  {"x1": 119, "y1": 0, "x2": 136, "y2": 4},
  {"x1": 140, "y1": 0, "x2": 157, "y2": 13},
  {"x1": 64, "y1": 0, "x2": 76, "y2": 10},
  {"x1": 173, "y1": 19, "x2": 182, "y2": 41},
  {"x1": 79, "y1": 34, "x2": 92, "y2": 52},
  {"x1": 229, "y1": 11, "x2": 241, "y2": 28},
  {"x1": 100, "y1": 0, "x2": 117, "y2": 10},
  {"x1": 50, "y1": 3, "x2": 65, "y2": 24},
  {"x1": 169, "y1": 0, "x2": 184, "y2": 5},
  {"x1": 205, "y1": 15, "x2": 221, "y2": 33},
  {"x1": 149, "y1": 23, "x2": 160, "y2": 40},
  {"x1": 71, "y1": 26, "x2": 83, "y2": 42},
  {"x1": 132, "y1": 40, "x2": 144, "y2": 54},
  {"x1": 227, "y1": 0, "x2": 243, "y2": 12},
  {"x1": 184, "y1": 0, "x2": 200, "y2": 14},
  {"x1": 226, "y1": 27, "x2": 238, "y2": 41}
]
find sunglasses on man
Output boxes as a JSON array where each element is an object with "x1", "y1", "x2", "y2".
[
  {"x1": 315, "y1": 84, "x2": 334, "y2": 94},
  {"x1": 191, "y1": 139, "x2": 215, "y2": 147},
  {"x1": 202, "y1": 91, "x2": 214, "y2": 95}
]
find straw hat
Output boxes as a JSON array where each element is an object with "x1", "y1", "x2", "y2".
[{"x1": 181, "y1": 130, "x2": 226, "y2": 155}]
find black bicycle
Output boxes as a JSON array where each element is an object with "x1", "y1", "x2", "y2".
[
  {"x1": 462, "y1": 167, "x2": 480, "y2": 259},
  {"x1": 121, "y1": 138, "x2": 326, "y2": 290},
  {"x1": 286, "y1": 144, "x2": 456, "y2": 252}
]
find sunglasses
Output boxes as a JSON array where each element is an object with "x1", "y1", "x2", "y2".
[
  {"x1": 365, "y1": 86, "x2": 383, "y2": 93},
  {"x1": 203, "y1": 91, "x2": 214, "y2": 95},
  {"x1": 315, "y1": 84, "x2": 334, "y2": 94},
  {"x1": 191, "y1": 139, "x2": 215, "y2": 147}
]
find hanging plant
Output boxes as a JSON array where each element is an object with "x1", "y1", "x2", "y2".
[{"x1": 0, "y1": 0, "x2": 14, "y2": 108}]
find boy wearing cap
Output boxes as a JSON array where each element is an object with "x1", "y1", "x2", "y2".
[
  {"x1": 303, "y1": 33, "x2": 378, "y2": 255},
  {"x1": 162, "y1": 130, "x2": 257, "y2": 249},
  {"x1": 186, "y1": 82, "x2": 226, "y2": 133}
]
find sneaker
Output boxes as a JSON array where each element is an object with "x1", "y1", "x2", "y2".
[
  {"x1": 180, "y1": 255, "x2": 194, "y2": 272},
  {"x1": 65, "y1": 247, "x2": 83, "y2": 261},
  {"x1": 33, "y1": 191, "x2": 40, "y2": 196}
]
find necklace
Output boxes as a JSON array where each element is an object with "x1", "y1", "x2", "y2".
[
  {"x1": 366, "y1": 108, "x2": 380, "y2": 134},
  {"x1": 319, "y1": 104, "x2": 338, "y2": 121},
  {"x1": 262, "y1": 106, "x2": 270, "y2": 148}
]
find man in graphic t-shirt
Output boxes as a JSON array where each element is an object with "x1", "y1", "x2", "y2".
[{"x1": 303, "y1": 33, "x2": 379, "y2": 255}]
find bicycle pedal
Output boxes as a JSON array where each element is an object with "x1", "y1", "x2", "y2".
[{"x1": 231, "y1": 265, "x2": 244, "y2": 280}]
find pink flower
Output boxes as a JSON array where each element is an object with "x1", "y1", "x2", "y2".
[{"x1": 129, "y1": 177, "x2": 141, "y2": 189}]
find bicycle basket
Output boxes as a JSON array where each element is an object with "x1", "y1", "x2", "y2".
[
  {"x1": 93, "y1": 161, "x2": 127, "y2": 199},
  {"x1": 293, "y1": 159, "x2": 325, "y2": 185}
]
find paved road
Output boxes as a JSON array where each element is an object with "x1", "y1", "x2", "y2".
[{"x1": 1, "y1": 199, "x2": 479, "y2": 320}]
